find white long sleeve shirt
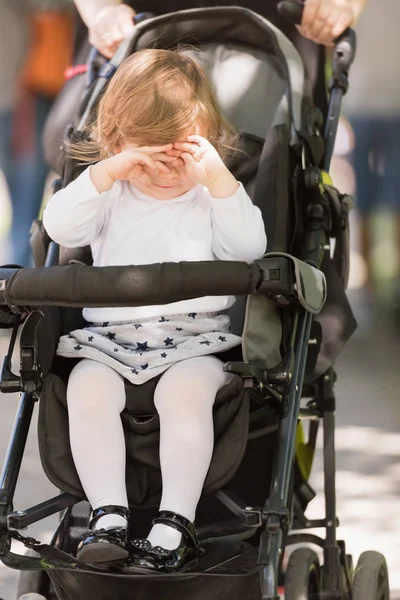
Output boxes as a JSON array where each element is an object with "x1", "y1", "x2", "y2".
[{"x1": 43, "y1": 168, "x2": 267, "y2": 323}]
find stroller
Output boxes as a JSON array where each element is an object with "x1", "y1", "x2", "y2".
[{"x1": 0, "y1": 2, "x2": 390, "y2": 599}]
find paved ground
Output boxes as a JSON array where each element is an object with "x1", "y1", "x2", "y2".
[{"x1": 0, "y1": 298, "x2": 399, "y2": 599}]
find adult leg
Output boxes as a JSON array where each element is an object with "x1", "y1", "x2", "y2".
[
  {"x1": 147, "y1": 355, "x2": 231, "y2": 550},
  {"x1": 0, "y1": 109, "x2": 14, "y2": 262},
  {"x1": 0, "y1": 109, "x2": 13, "y2": 189},
  {"x1": 351, "y1": 117, "x2": 379, "y2": 290},
  {"x1": 9, "y1": 94, "x2": 52, "y2": 266}
]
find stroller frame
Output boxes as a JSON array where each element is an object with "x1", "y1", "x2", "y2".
[{"x1": 0, "y1": 6, "x2": 358, "y2": 600}]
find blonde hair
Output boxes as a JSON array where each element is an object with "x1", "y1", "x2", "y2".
[{"x1": 68, "y1": 48, "x2": 237, "y2": 163}]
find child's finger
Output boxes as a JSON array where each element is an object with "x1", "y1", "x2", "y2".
[
  {"x1": 152, "y1": 152, "x2": 176, "y2": 163},
  {"x1": 171, "y1": 157, "x2": 184, "y2": 168},
  {"x1": 165, "y1": 149, "x2": 182, "y2": 157},
  {"x1": 173, "y1": 142, "x2": 198, "y2": 154},
  {"x1": 154, "y1": 161, "x2": 171, "y2": 174},
  {"x1": 142, "y1": 144, "x2": 173, "y2": 154},
  {"x1": 186, "y1": 134, "x2": 208, "y2": 147},
  {"x1": 181, "y1": 152, "x2": 195, "y2": 166},
  {"x1": 135, "y1": 154, "x2": 157, "y2": 169}
]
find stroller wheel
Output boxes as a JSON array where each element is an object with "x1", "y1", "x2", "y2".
[
  {"x1": 15, "y1": 550, "x2": 52, "y2": 600},
  {"x1": 352, "y1": 551, "x2": 389, "y2": 600},
  {"x1": 284, "y1": 548, "x2": 321, "y2": 599},
  {"x1": 339, "y1": 553, "x2": 353, "y2": 600}
]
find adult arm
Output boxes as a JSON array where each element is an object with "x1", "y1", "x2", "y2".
[{"x1": 73, "y1": 0, "x2": 135, "y2": 58}]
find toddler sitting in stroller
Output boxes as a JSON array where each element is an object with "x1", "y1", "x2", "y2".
[{"x1": 43, "y1": 48, "x2": 266, "y2": 572}]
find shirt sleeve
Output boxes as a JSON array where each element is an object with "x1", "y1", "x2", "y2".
[
  {"x1": 210, "y1": 182, "x2": 267, "y2": 261},
  {"x1": 42, "y1": 167, "x2": 116, "y2": 248}
]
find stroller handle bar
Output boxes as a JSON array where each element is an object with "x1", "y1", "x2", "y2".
[
  {"x1": 0, "y1": 261, "x2": 268, "y2": 309},
  {"x1": 277, "y1": 1, "x2": 356, "y2": 69},
  {"x1": 86, "y1": 12, "x2": 155, "y2": 85},
  {"x1": 278, "y1": 0, "x2": 356, "y2": 171}
]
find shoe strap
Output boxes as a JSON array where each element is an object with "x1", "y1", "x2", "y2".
[
  {"x1": 152, "y1": 510, "x2": 199, "y2": 549},
  {"x1": 90, "y1": 505, "x2": 130, "y2": 528}
]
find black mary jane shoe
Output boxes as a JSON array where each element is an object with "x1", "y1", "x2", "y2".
[
  {"x1": 77, "y1": 505, "x2": 130, "y2": 565},
  {"x1": 129, "y1": 510, "x2": 199, "y2": 573}
]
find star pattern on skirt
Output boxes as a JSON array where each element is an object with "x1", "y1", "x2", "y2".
[
  {"x1": 137, "y1": 342, "x2": 149, "y2": 352},
  {"x1": 67, "y1": 316, "x2": 231, "y2": 378}
]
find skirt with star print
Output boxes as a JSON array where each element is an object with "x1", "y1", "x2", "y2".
[{"x1": 56, "y1": 312, "x2": 241, "y2": 384}]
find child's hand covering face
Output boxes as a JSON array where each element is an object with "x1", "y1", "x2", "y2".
[
  {"x1": 170, "y1": 135, "x2": 227, "y2": 187},
  {"x1": 108, "y1": 144, "x2": 176, "y2": 185},
  {"x1": 169, "y1": 135, "x2": 239, "y2": 198},
  {"x1": 93, "y1": 137, "x2": 238, "y2": 200}
]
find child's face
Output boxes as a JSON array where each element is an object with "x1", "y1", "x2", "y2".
[{"x1": 120, "y1": 142, "x2": 195, "y2": 200}]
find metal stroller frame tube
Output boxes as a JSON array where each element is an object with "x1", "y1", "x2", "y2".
[
  {"x1": 323, "y1": 88, "x2": 344, "y2": 172},
  {"x1": 0, "y1": 394, "x2": 34, "y2": 497},
  {"x1": 259, "y1": 8, "x2": 356, "y2": 597},
  {"x1": 0, "y1": 241, "x2": 60, "y2": 552},
  {"x1": 0, "y1": 393, "x2": 35, "y2": 555},
  {"x1": 322, "y1": 371, "x2": 340, "y2": 592},
  {"x1": 258, "y1": 308, "x2": 313, "y2": 599},
  {"x1": 323, "y1": 28, "x2": 356, "y2": 172}
]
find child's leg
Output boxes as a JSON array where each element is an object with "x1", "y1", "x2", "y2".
[
  {"x1": 148, "y1": 355, "x2": 231, "y2": 550},
  {"x1": 67, "y1": 358, "x2": 128, "y2": 530}
]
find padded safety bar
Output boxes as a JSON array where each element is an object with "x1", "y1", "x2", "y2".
[
  {"x1": 0, "y1": 256, "x2": 326, "y2": 314},
  {"x1": 0, "y1": 262, "x2": 264, "y2": 309}
]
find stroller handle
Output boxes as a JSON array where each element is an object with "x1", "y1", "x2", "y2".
[
  {"x1": 278, "y1": 0, "x2": 356, "y2": 171},
  {"x1": 86, "y1": 12, "x2": 155, "y2": 86},
  {"x1": 277, "y1": 1, "x2": 356, "y2": 60},
  {"x1": 277, "y1": 0, "x2": 304, "y2": 24}
]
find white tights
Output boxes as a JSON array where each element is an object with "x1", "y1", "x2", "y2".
[{"x1": 67, "y1": 356, "x2": 231, "y2": 549}]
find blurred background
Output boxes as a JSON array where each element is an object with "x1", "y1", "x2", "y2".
[{"x1": 1, "y1": 0, "x2": 400, "y2": 598}]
